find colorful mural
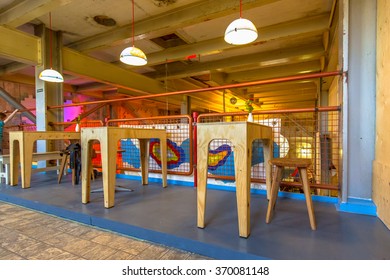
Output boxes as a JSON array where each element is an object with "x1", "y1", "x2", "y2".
[
  {"x1": 120, "y1": 138, "x2": 189, "y2": 170},
  {"x1": 119, "y1": 138, "x2": 280, "y2": 177},
  {"x1": 149, "y1": 138, "x2": 187, "y2": 169},
  {"x1": 101, "y1": 119, "x2": 289, "y2": 179}
]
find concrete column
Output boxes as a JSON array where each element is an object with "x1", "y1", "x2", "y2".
[
  {"x1": 181, "y1": 95, "x2": 190, "y2": 115},
  {"x1": 345, "y1": 0, "x2": 376, "y2": 199},
  {"x1": 34, "y1": 24, "x2": 64, "y2": 154}
]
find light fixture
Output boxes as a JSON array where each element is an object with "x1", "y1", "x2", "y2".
[
  {"x1": 39, "y1": 12, "x2": 64, "y2": 83},
  {"x1": 120, "y1": 0, "x2": 147, "y2": 66},
  {"x1": 224, "y1": 0, "x2": 258, "y2": 45},
  {"x1": 230, "y1": 97, "x2": 237, "y2": 105}
]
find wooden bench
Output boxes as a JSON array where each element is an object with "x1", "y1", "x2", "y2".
[
  {"x1": 0, "y1": 151, "x2": 67, "y2": 185},
  {"x1": 266, "y1": 158, "x2": 316, "y2": 230}
]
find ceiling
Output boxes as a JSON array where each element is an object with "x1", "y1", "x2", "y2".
[{"x1": 0, "y1": 0, "x2": 338, "y2": 113}]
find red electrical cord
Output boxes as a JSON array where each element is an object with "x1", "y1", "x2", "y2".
[
  {"x1": 132, "y1": 0, "x2": 135, "y2": 47},
  {"x1": 49, "y1": 12, "x2": 53, "y2": 68}
]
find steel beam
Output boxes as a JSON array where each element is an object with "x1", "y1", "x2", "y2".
[
  {"x1": 62, "y1": 47, "x2": 166, "y2": 94},
  {"x1": 0, "y1": 0, "x2": 73, "y2": 28},
  {"x1": 0, "y1": 25, "x2": 41, "y2": 65}
]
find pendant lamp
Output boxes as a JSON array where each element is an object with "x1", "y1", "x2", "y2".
[
  {"x1": 120, "y1": 0, "x2": 147, "y2": 66},
  {"x1": 39, "y1": 13, "x2": 64, "y2": 83},
  {"x1": 224, "y1": 0, "x2": 258, "y2": 45}
]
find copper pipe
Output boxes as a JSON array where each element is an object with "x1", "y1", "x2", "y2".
[
  {"x1": 50, "y1": 120, "x2": 104, "y2": 126},
  {"x1": 106, "y1": 114, "x2": 192, "y2": 125},
  {"x1": 197, "y1": 106, "x2": 341, "y2": 122},
  {"x1": 48, "y1": 71, "x2": 344, "y2": 110}
]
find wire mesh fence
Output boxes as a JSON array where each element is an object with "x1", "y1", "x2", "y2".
[
  {"x1": 107, "y1": 115, "x2": 193, "y2": 176},
  {"x1": 197, "y1": 107, "x2": 341, "y2": 196},
  {"x1": 2, "y1": 107, "x2": 341, "y2": 197}
]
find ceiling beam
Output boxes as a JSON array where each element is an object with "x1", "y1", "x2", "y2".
[
  {"x1": 141, "y1": 14, "x2": 329, "y2": 67},
  {"x1": 150, "y1": 44, "x2": 325, "y2": 80},
  {"x1": 259, "y1": 93, "x2": 317, "y2": 103},
  {"x1": 0, "y1": 26, "x2": 155, "y2": 96},
  {"x1": 0, "y1": 0, "x2": 73, "y2": 28},
  {"x1": 248, "y1": 80, "x2": 317, "y2": 94},
  {"x1": 260, "y1": 101, "x2": 316, "y2": 110},
  {"x1": 67, "y1": 0, "x2": 279, "y2": 52},
  {"x1": 62, "y1": 47, "x2": 165, "y2": 94},
  {"x1": 74, "y1": 82, "x2": 116, "y2": 93},
  {"x1": 0, "y1": 25, "x2": 41, "y2": 65},
  {"x1": 225, "y1": 61, "x2": 322, "y2": 83},
  {"x1": 253, "y1": 86, "x2": 317, "y2": 99},
  {"x1": 0, "y1": 73, "x2": 35, "y2": 85},
  {"x1": 0, "y1": 61, "x2": 30, "y2": 76},
  {"x1": 0, "y1": 73, "x2": 74, "y2": 93}
]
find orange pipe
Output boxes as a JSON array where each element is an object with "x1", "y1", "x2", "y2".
[
  {"x1": 48, "y1": 71, "x2": 344, "y2": 110},
  {"x1": 197, "y1": 106, "x2": 341, "y2": 122}
]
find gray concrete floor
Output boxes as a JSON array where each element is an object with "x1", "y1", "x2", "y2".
[
  {"x1": 0, "y1": 201, "x2": 209, "y2": 260},
  {"x1": 2, "y1": 172, "x2": 390, "y2": 259}
]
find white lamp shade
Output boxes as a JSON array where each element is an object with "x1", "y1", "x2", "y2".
[
  {"x1": 224, "y1": 18, "x2": 258, "y2": 45},
  {"x1": 39, "y1": 68, "x2": 64, "y2": 83},
  {"x1": 120, "y1": 46, "x2": 148, "y2": 66}
]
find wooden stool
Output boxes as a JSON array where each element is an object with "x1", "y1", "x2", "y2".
[{"x1": 266, "y1": 158, "x2": 316, "y2": 230}]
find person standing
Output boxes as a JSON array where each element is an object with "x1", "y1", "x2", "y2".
[{"x1": 0, "y1": 109, "x2": 18, "y2": 154}]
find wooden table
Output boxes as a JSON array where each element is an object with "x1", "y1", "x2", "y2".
[
  {"x1": 197, "y1": 121, "x2": 273, "y2": 238},
  {"x1": 9, "y1": 131, "x2": 81, "y2": 188},
  {"x1": 81, "y1": 126, "x2": 167, "y2": 208}
]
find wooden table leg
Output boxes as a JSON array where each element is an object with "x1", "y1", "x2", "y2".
[
  {"x1": 233, "y1": 139, "x2": 251, "y2": 238},
  {"x1": 262, "y1": 139, "x2": 273, "y2": 199},
  {"x1": 160, "y1": 136, "x2": 168, "y2": 187},
  {"x1": 139, "y1": 139, "x2": 149, "y2": 185},
  {"x1": 100, "y1": 135, "x2": 118, "y2": 208},
  {"x1": 10, "y1": 139, "x2": 20, "y2": 186},
  {"x1": 197, "y1": 139, "x2": 209, "y2": 229},
  {"x1": 81, "y1": 141, "x2": 92, "y2": 204},
  {"x1": 20, "y1": 139, "x2": 34, "y2": 189}
]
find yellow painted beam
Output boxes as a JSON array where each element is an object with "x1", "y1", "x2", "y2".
[
  {"x1": 0, "y1": 0, "x2": 73, "y2": 28},
  {"x1": 62, "y1": 47, "x2": 165, "y2": 95},
  {"x1": 0, "y1": 25, "x2": 41, "y2": 65},
  {"x1": 0, "y1": 73, "x2": 35, "y2": 85}
]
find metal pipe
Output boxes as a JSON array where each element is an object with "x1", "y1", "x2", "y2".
[
  {"x1": 48, "y1": 71, "x2": 344, "y2": 110},
  {"x1": 197, "y1": 106, "x2": 341, "y2": 122}
]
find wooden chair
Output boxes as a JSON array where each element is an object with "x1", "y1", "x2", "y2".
[{"x1": 266, "y1": 158, "x2": 316, "y2": 230}]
